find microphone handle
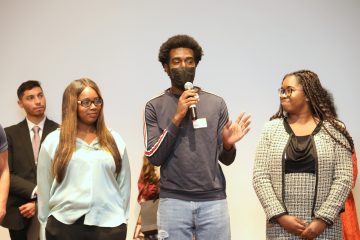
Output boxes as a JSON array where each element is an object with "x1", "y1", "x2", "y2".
[{"x1": 189, "y1": 105, "x2": 197, "y2": 120}]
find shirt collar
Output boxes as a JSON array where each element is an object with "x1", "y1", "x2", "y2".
[{"x1": 26, "y1": 116, "x2": 46, "y2": 132}]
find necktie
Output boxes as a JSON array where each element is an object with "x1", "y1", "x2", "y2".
[{"x1": 32, "y1": 126, "x2": 40, "y2": 164}]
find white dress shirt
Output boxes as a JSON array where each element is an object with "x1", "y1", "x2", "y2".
[{"x1": 26, "y1": 116, "x2": 46, "y2": 199}]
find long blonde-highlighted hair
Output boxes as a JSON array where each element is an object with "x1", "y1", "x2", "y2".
[{"x1": 52, "y1": 78, "x2": 122, "y2": 182}]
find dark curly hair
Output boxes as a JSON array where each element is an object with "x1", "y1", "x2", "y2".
[
  {"x1": 271, "y1": 69, "x2": 354, "y2": 153},
  {"x1": 158, "y1": 34, "x2": 203, "y2": 66}
]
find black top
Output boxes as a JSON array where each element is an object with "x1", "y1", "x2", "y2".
[{"x1": 283, "y1": 120, "x2": 322, "y2": 174}]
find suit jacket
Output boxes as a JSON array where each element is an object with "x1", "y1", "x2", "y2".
[
  {"x1": 253, "y1": 118, "x2": 352, "y2": 225},
  {"x1": 1, "y1": 118, "x2": 58, "y2": 230}
]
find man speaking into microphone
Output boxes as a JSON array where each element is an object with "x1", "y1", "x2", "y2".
[{"x1": 143, "y1": 34, "x2": 251, "y2": 240}]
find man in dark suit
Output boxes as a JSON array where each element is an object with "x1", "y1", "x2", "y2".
[{"x1": 1, "y1": 81, "x2": 58, "y2": 240}]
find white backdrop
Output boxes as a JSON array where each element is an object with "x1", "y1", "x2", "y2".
[{"x1": 1, "y1": 0, "x2": 359, "y2": 239}]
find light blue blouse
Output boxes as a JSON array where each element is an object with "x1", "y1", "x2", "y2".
[{"x1": 37, "y1": 128, "x2": 131, "y2": 239}]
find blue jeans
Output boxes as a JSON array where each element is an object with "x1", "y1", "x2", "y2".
[{"x1": 157, "y1": 198, "x2": 230, "y2": 240}]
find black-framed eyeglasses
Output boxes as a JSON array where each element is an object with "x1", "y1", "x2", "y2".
[
  {"x1": 278, "y1": 87, "x2": 303, "y2": 97},
  {"x1": 77, "y1": 98, "x2": 103, "y2": 108}
]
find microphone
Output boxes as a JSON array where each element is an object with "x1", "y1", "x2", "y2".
[{"x1": 184, "y1": 82, "x2": 197, "y2": 120}]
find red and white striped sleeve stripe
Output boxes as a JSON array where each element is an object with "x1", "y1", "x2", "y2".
[{"x1": 143, "y1": 110, "x2": 168, "y2": 157}]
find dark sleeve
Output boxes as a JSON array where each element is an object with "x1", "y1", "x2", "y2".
[
  {"x1": 218, "y1": 99, "x2": 237, "y2": 165},
  {"x1": 219, "y1": 147, "x2": 237, "y2": 166},
  {"x1": 144, "y1": 102, "x2": 179, "y2": 166},
  {"x1": 6, "y1": 131, "x2": 36, "y2": 199}
]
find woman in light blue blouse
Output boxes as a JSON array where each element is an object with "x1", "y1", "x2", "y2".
[{"x1": 37, "y1": 78, "x2": 131, "y2": 240}]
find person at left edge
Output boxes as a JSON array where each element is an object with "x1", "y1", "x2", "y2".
[
  {"x1": 37, "y1": 78, "x2": 131, "y2": 240},
  {"x1": 1, "y1": 80, "x2": 58, "y2": 240},
  {"x1": 0, "y1": 123, "x2": 10, "y2": 224}
]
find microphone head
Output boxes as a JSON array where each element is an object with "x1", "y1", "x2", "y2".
[{"x1": 184, "y1": 82, "x2": 193, "y2": 90}]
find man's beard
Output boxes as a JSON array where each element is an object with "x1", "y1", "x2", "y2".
[{"x1": 169, "y1": 67, "x2": 196, "y2": 90}]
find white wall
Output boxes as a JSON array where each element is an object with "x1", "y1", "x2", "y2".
[{"x1": 1, "y1": 0, "x2": 359, "y2": 239}]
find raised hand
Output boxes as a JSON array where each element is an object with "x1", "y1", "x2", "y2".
[{"x1": 222, "y1": 112, "x2": 251, "y2": 150}]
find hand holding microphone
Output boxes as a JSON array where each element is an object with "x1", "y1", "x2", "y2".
[
  {"x1": 171, "y1": 82, "x2": 199, "y2": 126},
  {"x1": 184, "y1": 82, "x2": 198, "y2": 120}
]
